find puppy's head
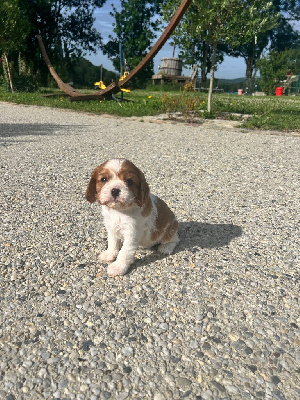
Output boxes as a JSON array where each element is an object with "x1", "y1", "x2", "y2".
[{"x1": 85, "y1": 159, "x2": 150, "y2": 210}]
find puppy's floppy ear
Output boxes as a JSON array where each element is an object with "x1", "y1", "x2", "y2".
[
  {"x1": 136, "y1": 168, "x2": 150, "y2": 207},
  {"x1": 85, "y1": 168, "x2": 99, "y2": 203}
]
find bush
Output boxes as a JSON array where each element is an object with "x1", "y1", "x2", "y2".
[
  {"x1": 13, "y1": 75, "x2": 38, "y2": 92},
  {"x1": 146, "y1": 82, "x2": 185, "y2": 92},
  {"x1": 161, "y1": 92, "x2": 205, "y2": 120},
  {"x1": 0, "y1": 74, "x2": 38, "y2": 92}
]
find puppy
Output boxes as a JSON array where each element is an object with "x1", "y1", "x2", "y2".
[{"x1": 86, "y1": 159, "x2": 179, "y2": 276}]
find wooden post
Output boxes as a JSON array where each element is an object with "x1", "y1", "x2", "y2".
[{"x1": 3, "y1": 53, "x2": 14, "y2": 93}]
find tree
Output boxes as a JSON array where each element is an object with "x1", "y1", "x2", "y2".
[
  {"x1": 102, "y1": 0, "x2": 164, "y2": 87},
  {"x1": 162, "y1": 1, "x2": 278, "y2": 110},
  {"x1": 230, "y1": 1, "x2": 300, "y2": 91},
  {"x1": 228, "y1": 34, "x2": 270, "y2": 91},
  {"x1": 191, "y1": 0, "x2": 279, "y2": 112},
  {"x1": 18, "y1": 0, "x2": 107, "y2": 85},
  {"x1": 161, "y1": 1, "x2": 225, "y2": 88},
  {"x1": 269, "y1": 16, "x2": 300, "y2": 52},
  {"x1": 0, "y1": 0, "x2": 30, "y2": 91}
]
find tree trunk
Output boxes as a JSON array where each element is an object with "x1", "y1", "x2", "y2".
[
  {"x1": 3, "y1": 53, "x2": 14, "y2": 93},
  {"x1": 207, "y1": 42, "x2": 217, "y2": 113},
  {"x1": 245, "y1": 39, "x2": 255, "y2": 91},
  {"x1": 252, "y1": 66, "x2": 258, "y2": 92},
  {"x1": 201, "y1": 41, "x2": 208, "y2": 89},
  {"x1": 245, "y1": 58, "x2": 253, "y2": 91}
]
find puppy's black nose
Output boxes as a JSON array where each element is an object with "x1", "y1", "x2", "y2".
[{"x1": 111, "y1": 188, "x2": 120, "y2": 199}]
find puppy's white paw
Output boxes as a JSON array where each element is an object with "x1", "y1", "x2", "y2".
[
  {"x1": 99, "y1": 250, "x2": 118, "y2": 263},
  {"x1": 107, "y1": 261, "x2": 129, "y2": 277},
  {"x1": 158, "y1": 241, "x2": 178, "y2": 255}
]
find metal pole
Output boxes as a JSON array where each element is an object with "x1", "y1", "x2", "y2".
[{"x1": 120, "y1": 42, "x2": 123, "y2": 78}]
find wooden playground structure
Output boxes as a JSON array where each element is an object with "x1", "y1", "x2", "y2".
[
  {"x1": 37, "y1": 0, "x2": 192, "y2": 102},
  {"x1": 152, "y1": 63, "x2": 198, "y2": 87},
  {"x1": 282, "y1": 75, "x2": 300, "y2": 95}
]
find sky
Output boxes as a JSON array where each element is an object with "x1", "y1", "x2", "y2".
[{"x1": 87, "y1": 1, "x2": 248, "y2": 79}]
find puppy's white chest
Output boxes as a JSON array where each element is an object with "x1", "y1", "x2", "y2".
[
  {"x1": 102, "y1": 206, "x2": 141, "y2": 240},
  {"x1": 110, "y1": 215, "x2": 123, "y2": 239}
]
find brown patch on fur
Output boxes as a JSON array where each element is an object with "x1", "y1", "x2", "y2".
[
  {"x1": 86, "y1": 162, "x2": 113, "y2": 203},
  {"x1": 162, "y1": 218, "x2": 178, "y2": 243},
  {"x1": 141, "y1": 195, "x2": 152, "y2": 217},
  {"x1": 86, "y1": 159, "x2": 150, "y2": 208},
  {"x1": 151, "y1": 197, "x2": 178, "y2": 242},
  {"x1": 118, "y1": 160, "x2": 150, "y2": 207}
]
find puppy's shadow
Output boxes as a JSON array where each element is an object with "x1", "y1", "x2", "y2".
[
  {"x1": 177, "y1": 221, "x2": 243, "y2": 251},
  {"x1": 133, "y1": 221, "x2": 243, "y2": 270}
]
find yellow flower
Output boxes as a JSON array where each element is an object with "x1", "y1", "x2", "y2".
[{"x1": 148, "y1": 95, "x2": 152, "y2": 99}]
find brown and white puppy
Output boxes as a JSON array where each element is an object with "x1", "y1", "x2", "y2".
[{"x1": 86, "y1": 159, "x2": 179, "y2": 276}]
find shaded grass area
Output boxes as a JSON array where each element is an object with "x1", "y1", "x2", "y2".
[{"x1": 0, "y1": 87, "x2": 299, "y2": 131}]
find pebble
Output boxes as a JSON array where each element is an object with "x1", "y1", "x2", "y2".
[
  {"x1": 117, "y1": 393, "x2": 129, "y2": 400},
  {"x1": 177, "y1": 377, "x2": 192, "y2": 387},
  {"x1": 122, "y1": 347, "x2": 134, "y2": 356},
  {"x1": 0, "y1": 103, "x2": 299, "y2": 400},
  {"x1": 153, "y1": 393, "x2": 165, "y2": 400},
  {"x1": 190, "y1": 340, "x2": 199, "y2": 349},
  {"x1": 226, "y1": 385, "x2": 240, "y2": 394},
  {"x1": 201, "y1": 390, "x2": 214, "y2": 400}
]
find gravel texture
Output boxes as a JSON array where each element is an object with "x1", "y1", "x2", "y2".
[{"x1": 0, "y1": 102, "x2": 299, "y2": 400}]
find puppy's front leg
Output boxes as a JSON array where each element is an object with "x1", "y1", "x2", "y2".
[
  {"x1": 106, "y1": 235, "x2": 138, "y2": 277},
  {"x1": 100, "y1": 230, "x2": 121, "y2": 263}
]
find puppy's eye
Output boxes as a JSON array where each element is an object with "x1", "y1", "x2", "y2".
[
  {"x1": 126, "y1": 178, "x2": 133, "y2": 186},
  {"x1": 101, "y1": 177, "x2": 107, "y2": 183}
]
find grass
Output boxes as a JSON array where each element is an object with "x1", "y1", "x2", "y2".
[
  {"x1": 0, "y1": 86, "x2": 299, "y2": 132},
  {"x1": 213, "y1": 95, "x2": 300, "y2": 131}
]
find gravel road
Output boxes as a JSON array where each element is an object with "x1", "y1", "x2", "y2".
[{"x1": 0, "y1": 102, "x2": 299, "y2": 400}]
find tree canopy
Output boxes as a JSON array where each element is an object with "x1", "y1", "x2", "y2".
[
  {"x1": 162, "y1": 0, "x2": 299, "y2": 94},
  {"x1": 1, "y1": 0, "x2": 108, "y2": 87},
  {"x1": 189, "y1": 0, "x2": 279, "y2": 110},
  {"x1": 102, "y1": 0, "x2": 164, "y2": 87},
  {"x1": 0, "y1": 0, "x2": 30, "y2": 91},
  {"x1": 19, "y1": 0, "x2": 106, "y2": 57},
  {"x1": 0, "y1": 0, "x2": 29, "y2": 54}
]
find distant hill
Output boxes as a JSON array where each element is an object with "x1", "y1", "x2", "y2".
[
  {"x1": 218, "y1": 77, "x2": 246, "y2": 83},
  {"x1": 215, "y1": 77, "x2": 247, "y2": 92},
  {"x1": 65, "y1": 57, "x2": 118, "y2": 88}
]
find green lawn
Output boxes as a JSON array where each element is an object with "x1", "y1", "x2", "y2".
[{"x1": 0, "y1": 87, "x2": 299, "y2": 132}]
